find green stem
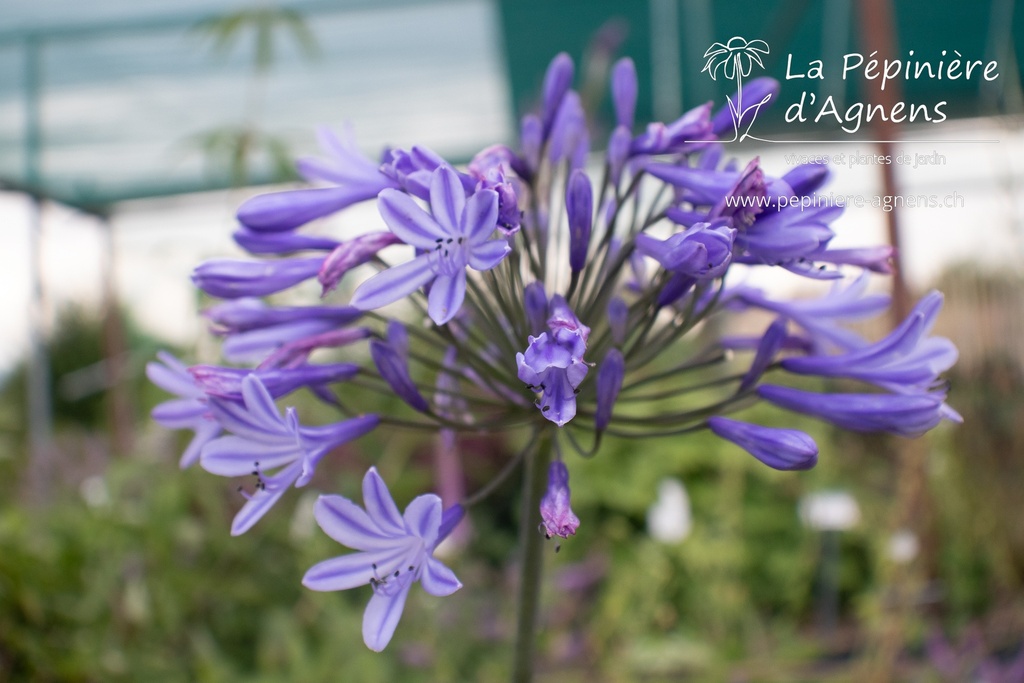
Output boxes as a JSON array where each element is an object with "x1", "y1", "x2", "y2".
[{"x1": 512, "y1": 430, "x2": 552, "y2": 683}]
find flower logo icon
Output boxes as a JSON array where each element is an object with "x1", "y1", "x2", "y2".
[
  {"x1": 702, "y1": 36, "x2": 770, "y2": 81},
  {"x1": 702, "y1": 37, "x2": 773, "y2": 142}
]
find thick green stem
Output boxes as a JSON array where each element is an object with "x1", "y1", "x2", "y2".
[{"x1": 512, "y1": 431, "x2": 552, "y2": 683}]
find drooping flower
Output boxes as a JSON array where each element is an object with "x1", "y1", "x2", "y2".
[
  {"x1": 707, "y1": 416, "x2": 818, "y2": 470},
  {"x1": 201, "y1": 375, "x2": 379, "y2": 535},
  {"x1": 147, "y1": 351, "x2": 220, "y2": 468},
  {"x1": 302, "y1": 467, "x2": 463, "y2": 651},
  {"x1": 350, "y1": 165, "x2": 512, "y2": 325},
  {"x1": 517, "y1": 296, "x2": 590, "y2": 426},
  {"x1": 539, "y1": 460, "x2": 580, "y2": 539},
  {"x1": 635, "y1": 220, "x2": 736, "y2": 280}
]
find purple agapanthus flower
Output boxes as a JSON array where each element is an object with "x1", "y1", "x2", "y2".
[
  {"x1": 350, "y1": 165, "x2": 512, "y2": 325},
  {"x1": 540, "y1": 460, "x2": 580, "y2": 539},
  {"x1": 147, "y1": 351, "x2": 221, "y2": 468},
  {"x1": 302, "y1": 467, "x2": 463, "y2": 652},
  {"x1": 635, "y1": 220, "x2": 736, "y2": 280},
  {"x1": 235, "y1": 126, "x2": 397, "y2": 233},
  {"x1": 517, "y1": 296, "x2": 591, "y2": 426},
  {"x1": 201, "y1": 375, "x2": 379, "y2": 535},
  {"x1": 780, "y1": 291, "x2": 958, "y2": 393}
]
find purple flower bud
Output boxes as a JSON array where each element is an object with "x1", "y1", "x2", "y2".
[
  {"x1": 607, "y1": 125, "x2": 632, "y2": 186},
  {"x1": 524, "y1": 281, "x2": 549, "y2": 334},
  {"x1": 566, "y1": 170, "x2": 593, "y2": 272},
  {"x1": 656, "y1": 273, "x2": 696, "y2": 308},
  {"x1": 611, "y1": 57, "x2": 638, "y2": 130},
  {"x1": 438, "y1": 504, "x2": 465, "y2": 543},
  {"x1": 607, "y1": 297, "x2": 628, "y2": 346},
  {"x1": 233, "y1": 228, "x2": 340, "y2": 255},
  {"x1": 520, "y1": 114, "x2": 543, "y2": 175},
  {"x1": 707, "y1": 416, "x2": 818, "y2": 470},
  {"x1": 541, "y1": 52, "x2": 575, "y2": 135},
  {"x1": 192, "y1": 257, "x2": 323, "y2": 299},
  {"x1": 540, "y1": 460, "x2": 580, "y2": 539},
  {"x1": 595, "y1": 348, "x2": 625, "y2": 431},
  {"x1": 739, "y1": 317, "x2": 787, "y2": 391},
  {"x1": 237, "y1": 186, "x2": 385, "y2": 232},
  {"x1": 258, "y1": 327, "x2": 372, "y2": 370},
  {"x1": 318, "y1": 232, "x2": 402, "y2": 295},
  {"x1": 370, "y1": 338, "x2": 429, "y2": 413},
  {"x1": 204, "y1": 299, "x2": 361, "y2": 334},
  {"x1": 783, "y1": 162, "x2": 830, "y2": 197},
  {"x1": 548, "y1": 92, "x2": 586, "y2": 166}
]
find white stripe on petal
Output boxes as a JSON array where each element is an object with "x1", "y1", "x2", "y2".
[
  {"x1": 468, "y1": 239, "x2": 511, "y2": 272},
  {"x1": 350, "y1": 254, "x2": 435, "y2": 312},
  {"x1": 362, "y1": 580, "x2": 412, "y2": 652},
  {"x1": 429, "y1": 166, "x2": 466, "y2": 235},
  {"x1": 462, "y1": 189, "x2": 499, "y2": 244},
  {"x1": 427, "y1": 272, "x2": 466, "y2": 325},
  {"x1": 314, "y1": 494, "x2": 396, "y2": 550},
  {"x1": 401, "y1": 494, "x2": 442, "y2": 547},
  {"x1": 362, "y1": 467, "x2": 406, "y2": 535},
  {"x1": 420, "y1": 557, "x2": 462, "y2": 597},
  {"x1": 200, "y1": 435, "x2": 300, "y2": 476},
  {"x1": 378, "y1": 189, "x2": 447, "y2": 249},
  {"x1": 302, "y1": 545, "x2": 408, "y2": 592}
]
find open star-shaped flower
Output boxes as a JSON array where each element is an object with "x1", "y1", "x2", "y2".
[
  {"x1": 350, "y1": 165, "x2": 511, "y2": 325},
  {"x1": 302, "y1": 467, "x2": 463, "y2": 651}
]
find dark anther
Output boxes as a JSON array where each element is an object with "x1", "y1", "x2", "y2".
[
  {"x1": 435, "y1": 238, "x2": 443, "y2": 243},
  {"x1": 446, "y1": 238, "x2": 453, "y2": 244},
  {"x1": 542, "y1": 405, "x2": 550, "y2": 412}
]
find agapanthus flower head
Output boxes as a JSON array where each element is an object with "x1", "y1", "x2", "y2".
[
  {"x1": 153, "y1": 49, "x2": 961, "y2": 658},
  {"x1": 302, "y1": 467, "x2": 462, "y2": 652}
]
